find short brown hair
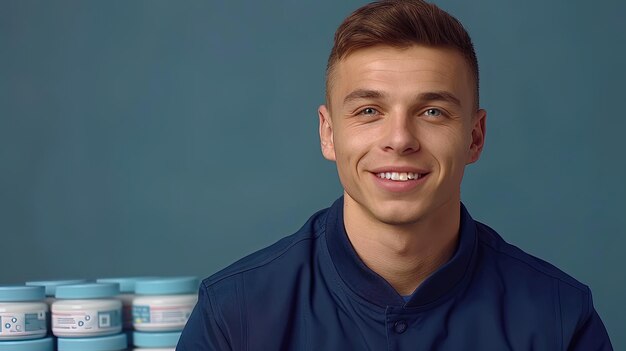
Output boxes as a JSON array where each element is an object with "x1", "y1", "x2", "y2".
[{"x1": 326, "y1": 0, "x2": 479, "y2": 109}]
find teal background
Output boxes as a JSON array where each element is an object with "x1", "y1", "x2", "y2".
[{"x1": 1, "y1": 0, "x2": 624, "y2": 347}]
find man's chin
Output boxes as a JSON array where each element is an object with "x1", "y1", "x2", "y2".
[{"x1": 370, "y1": 205, "x2": 429, "y2": 227}]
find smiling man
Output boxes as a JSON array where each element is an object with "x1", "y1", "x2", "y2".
[
  {"x1": 318, "y1": 43, "x2": 484, "y2": 299},
  {"x1": 177, "y1": 1, "x2": 612, "y2": 350}
]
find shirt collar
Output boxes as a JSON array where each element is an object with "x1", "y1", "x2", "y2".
[{"x1": 325, "y1": 196, "x2": 478, "y2": 307}]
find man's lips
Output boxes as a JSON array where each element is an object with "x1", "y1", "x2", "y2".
[{"x1": 369, "y1": 168, "x2": 430, "y2": 193}]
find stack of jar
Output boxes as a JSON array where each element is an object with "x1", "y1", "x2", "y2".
[
  {"x1": 0, "y1": 277, "x2": 197, "y2": 351},
  {"x1": 130, "y1": 277, "x2": 198, "y2": 351},
  {"x1": 51, "y1": 283, "x2": 127, "y2": 351},
  {"x1": 0, "y1": 285, "x2": 54, "y2": 351}
]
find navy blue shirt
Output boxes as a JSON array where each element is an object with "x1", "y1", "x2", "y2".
[{"x1": 177, "y1": 197, "x2": 612, "y2": 350}]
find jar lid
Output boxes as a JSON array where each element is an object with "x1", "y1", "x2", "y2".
[
  {"x1": 133, "y1": 331, "x2": 182, "y2": 348},
  {"x1": 135, "y1": 276, "x2": 198, "y2": 295},
  {"x1": 96, "y1": 277, "x2": 157, "y2": 293},
  {"x1": 57, "y1": 333, "x2": 127, "y2": 351},
  {"x1": 55, "y1": 283, "x2": 120, "y2": 299},
  {"x1": 0, "y1": 285, "x2": 45, "y2": 302},
  {"x1": 0, "y1": 336, "x2": 54, "y2": 351},
  {"x1": 25, "y1": 279, "x2": 88, "y2": 297}
]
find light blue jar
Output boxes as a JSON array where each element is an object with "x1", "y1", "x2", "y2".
[
  {"x1": 0, "y1": 286, "x2": 47, "y2": 341},
  {"x1": 132, "y1": 277, "x2": 198, "y2": 332},
  {"x1": 25, "y1": 279, "x2": 89, "y2": 338},
  {"x1": 51, "y1": 283, "x2": 122, "y2": 338}
]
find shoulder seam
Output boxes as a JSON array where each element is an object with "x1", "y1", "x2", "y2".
[
  {"x1": 478, "y1": 238, "x2": 588, "y2": 293},
  {"x1": 204, "y1": 281, "x2": 232, "y2": 349},
  {"x1": 205, "y1": 223, "x2": 327, "y2": 287},
  {"x1": 237, "y1": 274, "x2": 248, "y2": 351}
]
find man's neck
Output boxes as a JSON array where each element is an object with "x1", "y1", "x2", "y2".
[{"x1": 343, "y1": 195, "x2": 461, "y2": 296}]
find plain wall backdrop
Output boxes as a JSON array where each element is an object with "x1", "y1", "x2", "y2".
[{"x1": 1, "y1": 0, "x2": 624, "y2": 348}]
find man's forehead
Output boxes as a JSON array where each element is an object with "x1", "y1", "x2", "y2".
[{"x1": 330, "y1": 45, "x2": 473, "y2": 105}]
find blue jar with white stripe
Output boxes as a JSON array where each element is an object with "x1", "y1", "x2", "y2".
[
  {"x1": 0, "y1": 286, "x2": 47, "y2": 341},
  {"x1": 51, "y1": 283, "x2": 122, "y2": 338},
  {"x1": 132, "y1": 277, "x2": 198, "y2": 332}
]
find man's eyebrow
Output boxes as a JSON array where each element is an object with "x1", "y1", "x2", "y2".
[
  {"x1": 343, "y1": 89, "x2": 388, "y2": 105},
  {"x1": 342, "y1": 89, "x2": 462, "y2": 107},
  {"x1": 418, "y1": 91, "x2": 461, "y2": 107}
]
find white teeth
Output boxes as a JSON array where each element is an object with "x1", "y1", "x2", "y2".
[{"x1": 376, "y1": 172, "x2": 422, "y2": 181}]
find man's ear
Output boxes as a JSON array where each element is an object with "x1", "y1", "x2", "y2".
[
  {"x1": 467, "y1": 108, "x2": 486, "y2": 164},
  {"x1": 318, "y1": 105, "x2": 336, "y2": 161}
]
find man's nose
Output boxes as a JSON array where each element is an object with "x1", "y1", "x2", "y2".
[{"x1": 382, "y1": 113, "x2": 420, "y2": 155}]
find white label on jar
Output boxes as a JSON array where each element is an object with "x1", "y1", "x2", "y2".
[
  {"x1": 0, "y1": 310, "x2": 47, "y2": 338},
  {"x1": 52, "y1": 309, "x2": 121, "y2": 334},
  {"x1": 133, "y1": 304, "x2": 193, "y2": 326}
]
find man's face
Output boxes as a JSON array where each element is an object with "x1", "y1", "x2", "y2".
[{"x1": 319, "y1": 45, "x2": 486, "y2": 226}]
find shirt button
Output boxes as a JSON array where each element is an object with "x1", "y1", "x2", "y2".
[{"x1": 394, "y1": 320, "x2": 407, "y2": 334}]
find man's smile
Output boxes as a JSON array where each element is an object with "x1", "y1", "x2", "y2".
[{"x1": 369, "y1": 170, "x2": 430, "y2": 193}]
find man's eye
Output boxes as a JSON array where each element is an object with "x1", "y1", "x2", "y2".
[
  {"x1": 358, "y1": 107, "x2": 379, "y2": 116},
  {"x1": 424, "y1": 108, "x2": 442, "y2": 117}
]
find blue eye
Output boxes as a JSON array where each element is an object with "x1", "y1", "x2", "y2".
[
  {"x1": 359, "y1": 107, "x2": 379, "y2": 116},
  {"x1": 424, "y1": 108, "x2": 442, "y2": 117}
]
